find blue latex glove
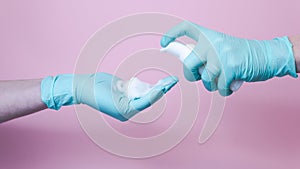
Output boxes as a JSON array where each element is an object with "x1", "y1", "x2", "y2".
[
  {"x1": 161, "y1": 21, "x2": 298, "y2": 96},
  {"x1": 41, "y1": 73, "x2": 178, "y2": 121}
]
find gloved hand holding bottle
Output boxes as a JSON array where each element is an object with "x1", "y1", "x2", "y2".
[{"x1": 160, "y1": 21, "x2": 299, "y2": 96}]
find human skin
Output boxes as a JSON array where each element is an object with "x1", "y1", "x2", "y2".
[{"x1": 0, "y1": 79, "x2": 47, "y2": 123}]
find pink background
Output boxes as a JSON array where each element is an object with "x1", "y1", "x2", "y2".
[{"x1": 1, "y1": 0, "x2": 300, "y2": 168}]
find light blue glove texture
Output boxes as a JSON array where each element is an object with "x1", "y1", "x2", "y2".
[
  {"x1": 161, "y1": 21, "x2": 298, "y2": 96},
  {"x1": 41, "y1": 73, "x2": 178, "y2": 121}
]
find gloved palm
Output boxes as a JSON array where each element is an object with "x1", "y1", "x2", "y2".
[
  {"x1": 161, "y1": 21, "x2": 297, "y2": 96},
  {"x1": 41, "y1": 73, "x2": 178, "y2": 121}
]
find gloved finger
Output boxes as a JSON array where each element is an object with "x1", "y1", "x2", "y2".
[
  {"x1": 201, "y1": 66, "x2": 220, "y2": 92},
  {"x1": 160, "y1": 21, "x2": 200, "y2": 47},
  {"x1": 155, "y1": 76, "x2": 179, "y2": 93},
  {"x1": 201, "y1": 51, "x2": 221, "y2": 91},
  {"x1": 130, "y1": 76, "x2": 178, "y2": 111},
  {"x1": 183, "y1": 51, "x2": 206, "y2": 81},
  {"x1": 217, "y1": 71, "x2": 233, "y2": 96}
]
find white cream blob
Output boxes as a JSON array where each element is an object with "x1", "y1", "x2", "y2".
[
  {"x1": 123, "y1": 77, "x2": 168, "y2": 99},
  {"x1": 126, "y1": 77, "x2": 153, "y2": 99},
  {"x1": 160, "y1": 41, "x2": 243, "y2": 92},
  {"x1": 117, "y1": 75, "x2": 177, "y2": 100}
]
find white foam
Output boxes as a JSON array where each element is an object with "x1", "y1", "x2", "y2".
[{"x1": 126, "y1": 77, "x2": 153, "y2": 99}]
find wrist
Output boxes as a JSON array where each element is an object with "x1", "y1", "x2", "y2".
[
  {"x1": 72, "y1": 74, "x2": 96, "y2": 105},
  {"x1": 41, "y1": 74, "x2": 77, "y2": 110},
  {"x1": 245, "y1": 37, "x2": 298, "y2": 82},
  {"x1": 288, "y1": 35, "x2": 300, "y2": 73},
  {"x1": 266, "y1": 36, "x2": 298, "y2": 78}
]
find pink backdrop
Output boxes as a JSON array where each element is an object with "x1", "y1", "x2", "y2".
[{"x1": 1, "y1": 0, "x2": 300, "y2": 168}]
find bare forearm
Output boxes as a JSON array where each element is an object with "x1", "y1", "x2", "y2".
[
  {"x1": 289, "y1": 35, "x2": 300, "y2": 73},
  {"x1": 0, "y1": 79, "x2": 47, "y2": 123}
]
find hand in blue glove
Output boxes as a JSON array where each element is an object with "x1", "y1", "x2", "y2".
[
  {"x1": 41, "y1": 73, "x2": 178, "y2": 121},
  {"x1": 161, "y1": 21, "x2": 298, "y2": 96}
]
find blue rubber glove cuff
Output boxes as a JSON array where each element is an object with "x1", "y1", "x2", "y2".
[
  {"x1": 271, "y1": 36, "x2": 298, "y2": 78},
  {"x1": 41, "y1": 74, "x2": 76, "y2": 110}
]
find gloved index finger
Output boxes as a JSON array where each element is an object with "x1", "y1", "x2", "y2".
[{"x1": 160, "y1": 21, "x2": 200, "y2": 47}]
